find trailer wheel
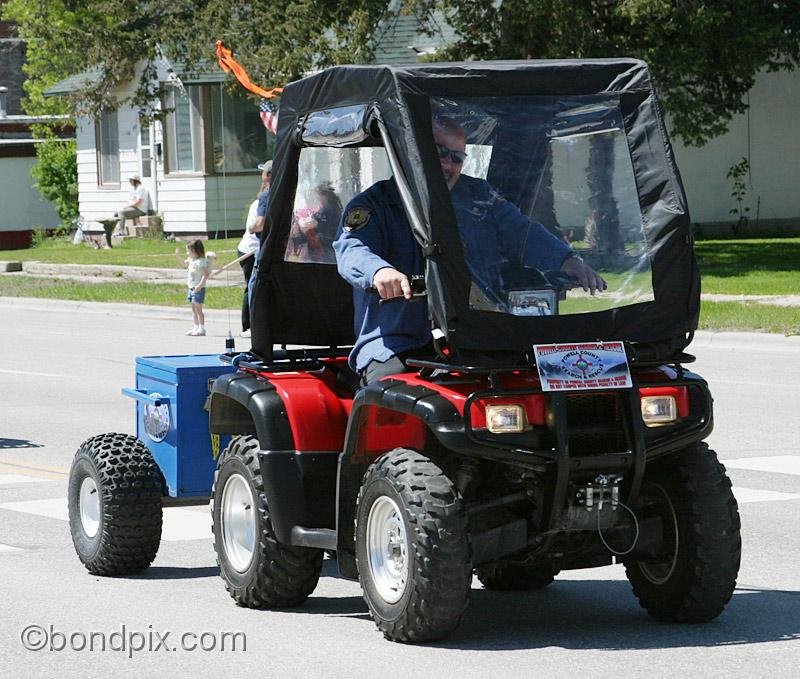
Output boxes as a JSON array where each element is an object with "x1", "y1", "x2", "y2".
[
  {"x1": 624, "y1": 443, "x2": 741, "y2": 622},
  {"x1": 355, "y1": 449, "x2": 473, "y2": 643},
  {"x1": 476, "y1": 563, "x2": 559, "y2": 591},
  {"x1": 68, "y1": 433, "x2": 164, "y2": 575},
  {"x1": 212, "y1": 435, "x2": 323, "y2": 607}
]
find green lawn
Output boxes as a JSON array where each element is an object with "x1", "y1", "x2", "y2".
[
  {"x1": 1, "y1": 235, "x2": 799, "y2": 334},
  {"x1": 0, "y1": 276, "x2": 242, "y2": 308},
  {"x1": 694, "y1": 238, "x2": 800, "y2": 295},
  {"x1": 699, "y1": 300, "x2": 800, "y2": 335}
]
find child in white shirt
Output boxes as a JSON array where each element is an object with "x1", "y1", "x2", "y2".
[{"x1": 175, "y1": 240, "x2": 212, "y2": 336}]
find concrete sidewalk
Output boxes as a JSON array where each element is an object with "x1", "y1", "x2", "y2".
[{"x1": 2, "y1": 296, "x2": 799, "y2": 351}]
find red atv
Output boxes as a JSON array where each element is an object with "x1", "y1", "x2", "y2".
[{"x1": 73, "y1": 59, "x2": 741, "y2": 644}]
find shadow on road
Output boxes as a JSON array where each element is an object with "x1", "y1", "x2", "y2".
[
  {"x1": 303, "y1": 571, "x2": 799, "y2": 649},
  {"x1": 129, "y1": 566, "x2": 220, "y2": 580},
  {"x1": 437, "y1": 580, "x2": 800, "y2": 650},
  {"x1": 304, "y1": 596, "x2": 370, "y2": 619},
  {"x1": 0, "y1": 438, "x2": 44, "y2": 449}
]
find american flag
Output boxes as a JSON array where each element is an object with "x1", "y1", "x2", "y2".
[{"x1": 259, "y1": 99, "x2": 279, "y2": 135}]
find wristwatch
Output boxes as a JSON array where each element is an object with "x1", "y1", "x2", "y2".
[{"x1": 564, "y1": 250, "x2": 584, "y2": 264}]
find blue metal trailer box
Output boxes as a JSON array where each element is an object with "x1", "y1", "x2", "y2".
[{"x1": 123, "y1": 354, "x2": 235, "y2": 498}]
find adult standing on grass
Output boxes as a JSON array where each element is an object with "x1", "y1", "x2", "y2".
[
  {"x1": 115, "y1": 174, "x2": 153, "y2": 236},
  {"x1": 237, "y1": 162, "x2": 271, "y2": 338},
  {"x1": 242, "y1": 160, "x2": 273, "y2": 339},
  {"x1": 250, "y1": 160, "x2": 272, "y2": 235},
  {"x1": 175, "y1": 240, "x2": 212, "y2": 336}
]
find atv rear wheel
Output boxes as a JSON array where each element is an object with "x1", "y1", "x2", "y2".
[
  {"x1": 477, "y1": 563, "x2": 560, "y2": 591},
  {"x1": 68, "y1": 433, "x2": 164, "y2": 575},
  {"x1": 212, "y1": 435, "x2": 323, "y2": 607},
  {"x1": 624, "y1": 443, "x2": 741, "y2": 622},
  {"x1": 355, "y1": 449, "x2": 473, "y2": 643}
]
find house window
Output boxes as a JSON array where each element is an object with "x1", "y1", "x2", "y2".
[
  {"x1": 210, "y1": 87, "x2": 273, "y2": 173},
  {"x1": 96, "y1": 110, "x2": 119, "y2": 185},
  {"x1": 140, "y1": 123, "x2": 153, "y2": 178},
  {"x1": 162, "y1": 83, "x2": 273, "y2": 176},
  {"x1": 163, "y1": 85, "x2": 204, "y2": 173}
]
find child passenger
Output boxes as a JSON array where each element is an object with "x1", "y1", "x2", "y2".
[{"x1": 175, "y1": 240, "x2": 212, "y2": 336}]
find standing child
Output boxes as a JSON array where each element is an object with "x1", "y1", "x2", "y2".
[{"x1": 175, "y1": 240, "x2": 211, "y2": 336}]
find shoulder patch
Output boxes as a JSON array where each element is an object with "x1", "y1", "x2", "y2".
[{"x1": 343, "y1": 206, "x2": 373, "y2": 231}]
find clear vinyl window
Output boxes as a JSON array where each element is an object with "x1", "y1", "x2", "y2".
[
  {"x1": 286, "y1": 145, "x2": 392, "y2": 264},
  {"x1": 431, "y1": 96, "x2": 654, "y2": 316}
]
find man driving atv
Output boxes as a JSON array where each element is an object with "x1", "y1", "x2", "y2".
[{"x1": 334, "y1": 115, "x2": 607, "y2": 385}]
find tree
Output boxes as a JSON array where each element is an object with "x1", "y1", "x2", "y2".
[
  {"x1": 2, "y1": 0, "x2": 391, "y2": 118},
  {"x1": 2, "y1": 0, "x2": 390, "y2": 225},
  {"x1": 405, "y1": 0, "x2": 800, "y2": 146},
  {"x1": 5, "y1": 0, "x2": 798, "y2": 147}
]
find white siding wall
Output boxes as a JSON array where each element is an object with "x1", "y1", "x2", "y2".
[
  {"x1": 671, "y1": 68, "x2": 800, "y2": 229},
  {"x1": 155, "y1": 174, "x2": 208, "y2": 233},
  {"x1": 76, "y1": 105, "x2": 142, "y2": 222}
]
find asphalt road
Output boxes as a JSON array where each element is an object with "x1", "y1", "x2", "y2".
[{"x1": 1, "y1": 297, "x2": 798, "y2": 679}]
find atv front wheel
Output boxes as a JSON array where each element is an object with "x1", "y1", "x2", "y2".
[
  {"x1": 355, "y1": 449, "x2": 473, "y2": 643},
  {"x1": 624, "y1": 443, "x2": 741, "y2": 622},
  {"x1": 477, "y1": 563, "x2": 560, "y2": 591},
  {"x1": 212, "y1": 435, "x2": 323, "y2": 607},
  {"x1": 68, "y1": 433, "x2": 164, "y2": 575}
]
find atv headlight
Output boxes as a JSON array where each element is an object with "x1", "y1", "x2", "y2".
[
  {"x1": 641, "y1": 395, "x2": 678, "y2": 427},
  {"x1": 485, "y1": 404, "x2": 527, "y2": 434}
]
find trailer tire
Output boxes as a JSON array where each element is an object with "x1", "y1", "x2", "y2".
[
  {"x1": 212, "y1": 435, "x2": 322, "y2": 608},
  {"x1": 68, "y1": 433, "x2": 164, "y2": 575},
  {"x1": 624, "y1": 443, "x2": 741, "y2": 622},
  {"x1": 355, "y1": 448, "x2": 473, "y2": 643}
]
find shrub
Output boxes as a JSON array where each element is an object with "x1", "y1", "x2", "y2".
[{"x1": 30, "y1": 136, "x2": 79, "y2": 225}]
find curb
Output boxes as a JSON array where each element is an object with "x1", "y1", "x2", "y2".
[
  {"x1": 0, "y1": 296, "x2": 191, "y2": 322},
  {"x1": 691, "y1": 330, "x2": 800, "y2": 353},
  {"x1": 18, "y1": 261, "x2": 245, "y2": 286}
]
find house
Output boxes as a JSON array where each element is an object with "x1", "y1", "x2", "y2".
[
  {"x1": 0, "y1": 17, "x2": 67, "y2": 249},
  {"x1": 670, "y1": 67, "x2": 800, "y2": 234},
  {"x1": 45, "y1": 63, "x2": 273, "y2": 238}
]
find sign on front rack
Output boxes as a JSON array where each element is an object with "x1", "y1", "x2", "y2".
[{"x1": 533, "y1": 341, "x2": 632, "y2": 392}]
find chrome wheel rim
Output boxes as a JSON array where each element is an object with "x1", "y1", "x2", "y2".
[
  {"x1": 79, "y1": 476, "x2": 101, "y2": 538},
  {"x1": 366, "y1": 495, "x2": 408, "y2": 604},
  {"x1": 639, "y1": 483, "x2": 679, "y2": 584},
  {"x1": 220, "y1": 473, "x2": 257, "y2": 573}
]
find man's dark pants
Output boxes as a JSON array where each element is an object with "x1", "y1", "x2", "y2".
[{"x1": 238, "y1": 250, "x2": 256, "y2": 331}]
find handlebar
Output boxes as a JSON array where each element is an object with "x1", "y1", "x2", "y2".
[{"x1": 367, "y1": 274, "x2": 427, "y2": 304}]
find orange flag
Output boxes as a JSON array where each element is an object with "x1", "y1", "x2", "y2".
[{"x1": 215, "y1": 41, "x2": 283, "y2": 99}]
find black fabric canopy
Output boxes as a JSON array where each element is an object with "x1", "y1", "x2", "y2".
[{"x1": 251, "y1": 60, "x2": 699, "y2": 365}]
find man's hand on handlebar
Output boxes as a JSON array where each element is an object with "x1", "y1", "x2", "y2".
[
  {"x1": 372, "y1": 267, "x2": 413, "y2": 300},
  {"x1": 561, "y1": 256, "x2": 607, "y2": 295}
]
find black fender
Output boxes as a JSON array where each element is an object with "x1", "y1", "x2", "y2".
[
  {"x1": 208, "y1": 372, "x2": 294, "y2": 450},
  {"x1": 335, "y1": 379, "x2": 462, "y2": 578},
  {"x1": 209, "y1": 372, "x2": 338, "y2": 543}
]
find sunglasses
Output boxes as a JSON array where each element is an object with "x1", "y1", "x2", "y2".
[{"x1": 435, "y1": 143, "x2": 467, "y2": 165}]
